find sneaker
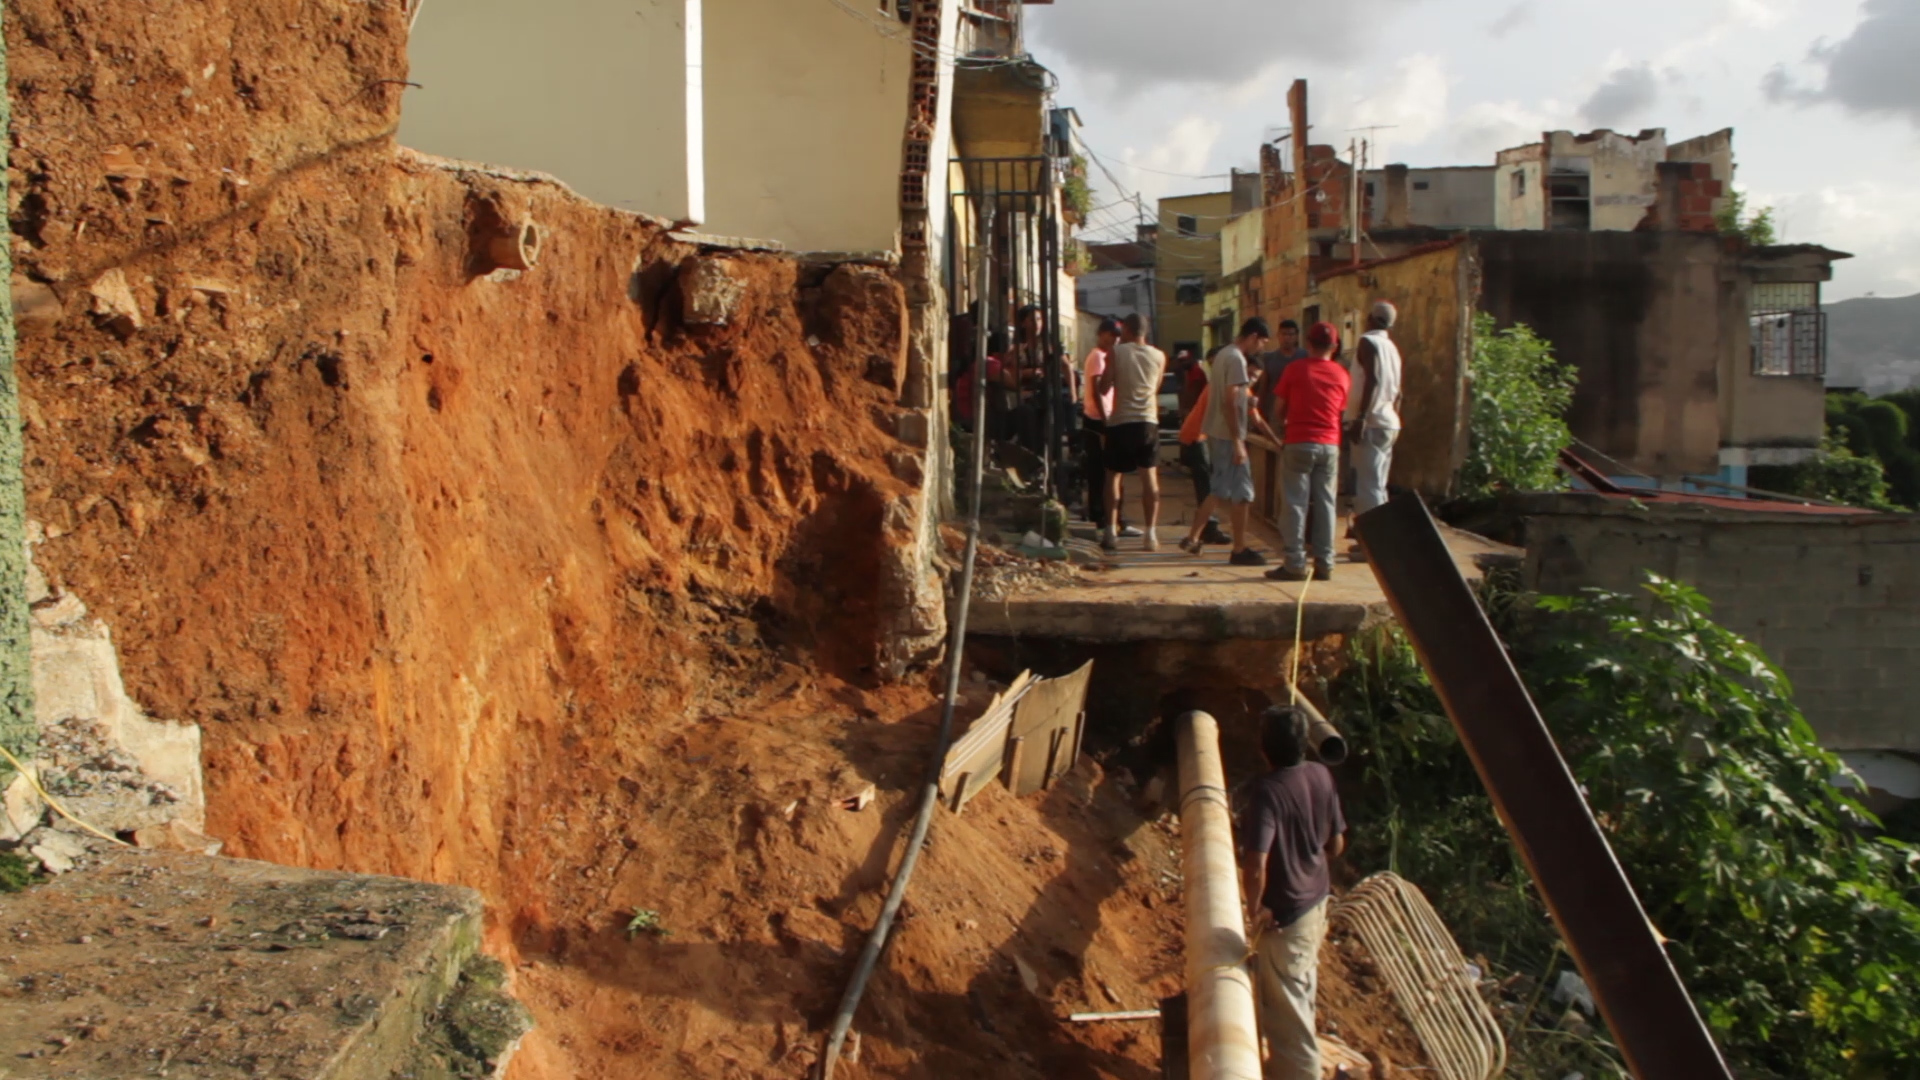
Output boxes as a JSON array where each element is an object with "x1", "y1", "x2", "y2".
[
  {"x1": 1346, "y1": 544, "x2": 1368, "y2": 564},
  {"x1": 1229, "y1": 548, "x2": 1268, "y2": 567},
  {"x1": 1119, "y1": 524, "x2": 1145, "y2": 538},
  {"x1": 1099, "y1": 530, "x2": 1119, "y2": 553},
  {"x1": 1178, "y1": 536, "x2": 1202, "y2": 555},
  {"x1": 1141, "y1": 530, "x2": 1159, "y2": 552},
  {"x1": 1200, "y1": 522, "x2": 1232, "y2": 546},
  {"x1": 1313, "y1": 565, "x2": 1333, "y2": 582},
  {"x1": 1265, "y1": 565, "x2": 1311, "y2": 581}
]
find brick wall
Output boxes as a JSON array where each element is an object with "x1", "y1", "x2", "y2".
[{"x1": 1521, "y1": 495, "x2": 1920, "y2": 752}]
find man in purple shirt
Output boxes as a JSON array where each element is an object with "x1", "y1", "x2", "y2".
[{"x1": 1240, "y1": 705, "x2": 1347, "y2": 1080}]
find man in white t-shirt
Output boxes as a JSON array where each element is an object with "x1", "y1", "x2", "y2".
[
  {"x1": 1181, "y1": 317, "x2": 1278, "y2": 565},
  {"x1": 1347, "y1": 300, "x2": 1403, "y2": 562},
  {"x1": 1096, "y1": 312, "x2": 1168, "y2": 552}
]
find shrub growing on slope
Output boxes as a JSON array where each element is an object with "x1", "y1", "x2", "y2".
[
  {"x1": 1458, "y1": 313, "x2": 1579, "y2": 499},
  {"x1": 1333, "y1": 576, "x2": 1920, "y2": 1079}
]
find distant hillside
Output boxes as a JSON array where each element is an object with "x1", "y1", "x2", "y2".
[{"x1": 1826, "y1": 292, "x2": 1920, "y2": 394}]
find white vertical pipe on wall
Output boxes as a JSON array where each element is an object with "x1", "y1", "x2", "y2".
[
  {"x1": 1177, "y1": 711, "x2": 1264, "y2": 1080},
  {"x1": 683, "y1": 0, "x2": 706, "y2": 225}
]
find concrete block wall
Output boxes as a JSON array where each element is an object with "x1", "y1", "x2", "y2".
[{"x1": 1521, "y1": 495, "x2": 1920, "y2": 752}]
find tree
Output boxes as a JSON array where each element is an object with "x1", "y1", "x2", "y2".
[
  {"x1": 1458, "y1": 313, "x2": 1578, "y2": 498},
  {"x1": 1715, "y1": 188, "x2": 1777, "y2": 246},
  {"x1": 1332, "y1": 577, "x2": 1920, "y2": 1080}
]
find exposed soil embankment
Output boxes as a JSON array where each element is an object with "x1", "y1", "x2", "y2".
[{"x1": 5, "y1": 2, "x2": 1196, "y2": 1076}]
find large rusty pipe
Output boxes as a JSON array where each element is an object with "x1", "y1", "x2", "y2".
[
  {"x1": 1176, "y1": 711, "x2": 1263, "y2": 1080},
  {"x1": 1285, "y1": 688, "x2": 1347, "y2": 766}
]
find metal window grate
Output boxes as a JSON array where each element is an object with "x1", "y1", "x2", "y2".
[
  {"x1": 1751, "y1": 282, "x2": 1818, "y2": 316},
  {"x1": 1751, "y1": 310, "x2": 1826, "y2": 377}
]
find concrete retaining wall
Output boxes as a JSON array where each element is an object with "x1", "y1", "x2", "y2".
[{"x1": 1520, "y1": 494, "x2": 1920, "y2": 752}]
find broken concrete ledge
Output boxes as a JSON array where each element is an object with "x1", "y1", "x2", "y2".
[
  {"x1": 0, "y1": 845, "x2": 522, "y2": 1079},
  {"x1": 965, "y1": 597, "x2": 1392, "y2": 643}
]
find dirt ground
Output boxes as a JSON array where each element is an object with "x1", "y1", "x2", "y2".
[{"x1": 3, "y1": 1, "x2": 1438, "y2": 1075}]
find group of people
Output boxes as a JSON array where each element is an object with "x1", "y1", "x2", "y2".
[{"x1": 1079, "y1": 302, "x2": 1404, "y2": 580}]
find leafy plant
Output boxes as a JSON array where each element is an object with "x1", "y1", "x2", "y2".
[
  {"x1": 1716, "y1": 187, "x2": 1777, "y2": 246},
  {"x1": 1332, "y1": 575, "x2": 1920, "y2": 1080},
  {"x1": 1062, "y1": 153, "x2": 1093, "y2": 220},
  {"x1": 1458, "y1": 313, "x2": 1578, "y2": 498},
  {"x1": 1065, "y1": 239, "x2": 1095, "y2": 277},
  {"x1": 625, "y1": 907, "x2": 670, "y2": 940},
  {"x1": 0, "y1": 850, "x2": 34, "y2": 893},
  {"x1": 1752, "y1": 435, "x2": 1895, "y2": 511}
]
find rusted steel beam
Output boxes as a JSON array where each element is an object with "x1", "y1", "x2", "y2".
[{"x1": 1353, "y1": 492, "x2": 1733, "y2": 1080}]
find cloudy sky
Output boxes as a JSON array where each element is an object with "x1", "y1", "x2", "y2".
[{"x1": 1026, "y1": 0, "x2": 1920, "y2": 301}]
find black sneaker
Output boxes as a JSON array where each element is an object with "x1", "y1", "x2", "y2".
[
  {"x1": 1313, "y1": 565, "x2": 1333, "y2": 581},
  {"x1": 1228, "y1": 548, "x2": 1268, "y2": 567},
  {"x1": 1200, "y1": 522, "x2": 1232, "y2": 546},
  {"x1": 1265, "y1": 565, "x2": 1311, "y2": 581}
]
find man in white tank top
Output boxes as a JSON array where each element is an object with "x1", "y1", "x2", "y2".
[{"x1": 1349, "y1": 301, "x2": 1402, "y2": 561}]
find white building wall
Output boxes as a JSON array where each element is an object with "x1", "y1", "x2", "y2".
[
  {"x1": 402, "y1": 0, "x2": 702, "y2": 223},
  {"x1": 705, "y1": 0, "x2": 911, "y2": 251},
  {"x1": 401, "y1": 0, "x2": 916, "y2": 253}
]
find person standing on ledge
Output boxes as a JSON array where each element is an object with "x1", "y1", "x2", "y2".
[
  {"x1": 1267, "y1": 322, "x2": 1348, "y2": 582},
  {"x1": 1096, "y1": 312, "x2": 1167, "y2": 552},
  {"x1": 1241, "y1": 705, "x2": 1347, "y2": 1080},
  {"x1": 1181, "y1": 317, "x2": 1277, "y2": 564},
  {"x1": 1346, "y1": 301, "x2": 1403, "y2": 562}
]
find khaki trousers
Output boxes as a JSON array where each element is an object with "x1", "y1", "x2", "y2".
[{"x1": 1253, "y1": 897, "x2": 1329, "y2": 1080}]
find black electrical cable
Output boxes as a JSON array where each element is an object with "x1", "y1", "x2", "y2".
[{"x1": 817, "y1": 206, "x2": 996, "y2": 1079}]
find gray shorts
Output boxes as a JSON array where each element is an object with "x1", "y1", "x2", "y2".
[{"x1": 1208, "y1": 437, "x2": 1255, "y2": 504}]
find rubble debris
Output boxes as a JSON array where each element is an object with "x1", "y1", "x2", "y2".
[
  {"x1": 26, "y1": 829, "x2": 90, "y2": 875},
  {"x1": 86, "y1": 268, "x2": 142, "y2": 340},
  {"x1": 679, "y1": 256, "x2": 747, "y2": 325},
  {"x1": 33, "y1": 717, "x2": 186, "y2": 835},
  {"x1": 837, "y1": 783, "x2": 876, "y2": 812}
]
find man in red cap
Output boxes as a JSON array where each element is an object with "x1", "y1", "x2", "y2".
[{"x1": 1266, "y1": 322, "x2": 1349, "y2": 582}]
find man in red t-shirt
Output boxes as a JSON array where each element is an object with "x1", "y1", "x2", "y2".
[{"x1": 1265, "y1": 322, "x2": 1349, "y2": 582}]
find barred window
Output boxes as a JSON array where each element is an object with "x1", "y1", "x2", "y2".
[
  {"x1": 1751, "y1": 310, "x2": 1826, "y2": 377},
  {"x1": 1750, "y1": 283, "x2": 1824, "y2": 377}
]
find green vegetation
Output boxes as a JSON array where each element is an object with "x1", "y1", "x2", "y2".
[
  {"x1": 625, "y1": 907, "x2": 669, "y2": 939},
  {"x1": 0, "y1": 849, "x2": 33, "y2": 892},
  {"x1": 1761, "y1": 391, "x2": 1920, "y2": 509},
  {"x1": 1331, "y1": 574, "x2": 1920, "y2": 1080},
  {"x1": 1062, "y1": 154, "x2": 1093, "y2": 220},
  {"x1": 1716, "y1": 188, "x2": 1777, "y2": 247},
  {"x1": 1458, "y1": 313, "x2": 1579, "y2": 499}
]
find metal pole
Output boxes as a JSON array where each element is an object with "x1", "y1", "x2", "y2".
[
  {"x1": 1041, "y1": 160, "x2": 1058, "y2": 497},
  {"x1": 1353, "y1": 493, "x2": 1734, "y2": 1080},
  {"x1": 1176, "y1": 711, "x2": 1263, "y2": 1080},
  {"x1": 817, "y1": 203, "x2": 997, "y2": 1080}
]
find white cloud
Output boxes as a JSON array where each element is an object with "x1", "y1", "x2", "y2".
[
  {"x1": 1343, "y1": 54, "x2": 1452, "y2": 158},
  {"x1": 1025, "y1": 0, "x2": 1419, "y2": 91},
  {"x1": 1487, "y1": 2, "x2": 1535, "y2": 37},
  {"x1": 1444, "y1": 99, "x2": 1566, "y2": 161},
  {"x1": 1768, "y1": 182, "x2": 1920, "y2": 299},
  {"x1": 1108, "y1": 116, "x2": 1229, "y2": 203},
  {"x1": 1764, "y1": 0, "x2": 1920, "y2": 128},
  {"x1": 1582, "y1": 62, "x2": 1665, "y2": 128}
]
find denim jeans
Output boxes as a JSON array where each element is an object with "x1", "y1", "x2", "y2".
[
  {"x1": 1281, "y1": 442, "x2": 1339, "y2": 572},
  {"x1": 1352, "y1": 426, "x2": 1398, "y2": 516}
]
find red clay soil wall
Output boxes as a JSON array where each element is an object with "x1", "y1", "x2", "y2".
[{"x1": 8, "y1": 0, "x2": 940, "y2": 901}]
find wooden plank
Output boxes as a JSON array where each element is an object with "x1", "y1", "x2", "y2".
[{"x1": 1007, "y1": 661, "x2": 1094, "y2": 796}]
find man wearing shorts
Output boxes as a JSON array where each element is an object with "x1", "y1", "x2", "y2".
[
  {"x1": 1096, "y1": 312, "x2": 1167, "y2": 552},
  {"x1": 1181, "y1": 317, "x2": 1277, "y2": 565}
]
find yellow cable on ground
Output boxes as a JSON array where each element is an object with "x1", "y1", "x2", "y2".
[
  {"x1": 1289, "y1": 575, "x2": 1311, "y2": 706},
  {"x1": 0, "y1": 741, "x2": 130, "y2": 846}
]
